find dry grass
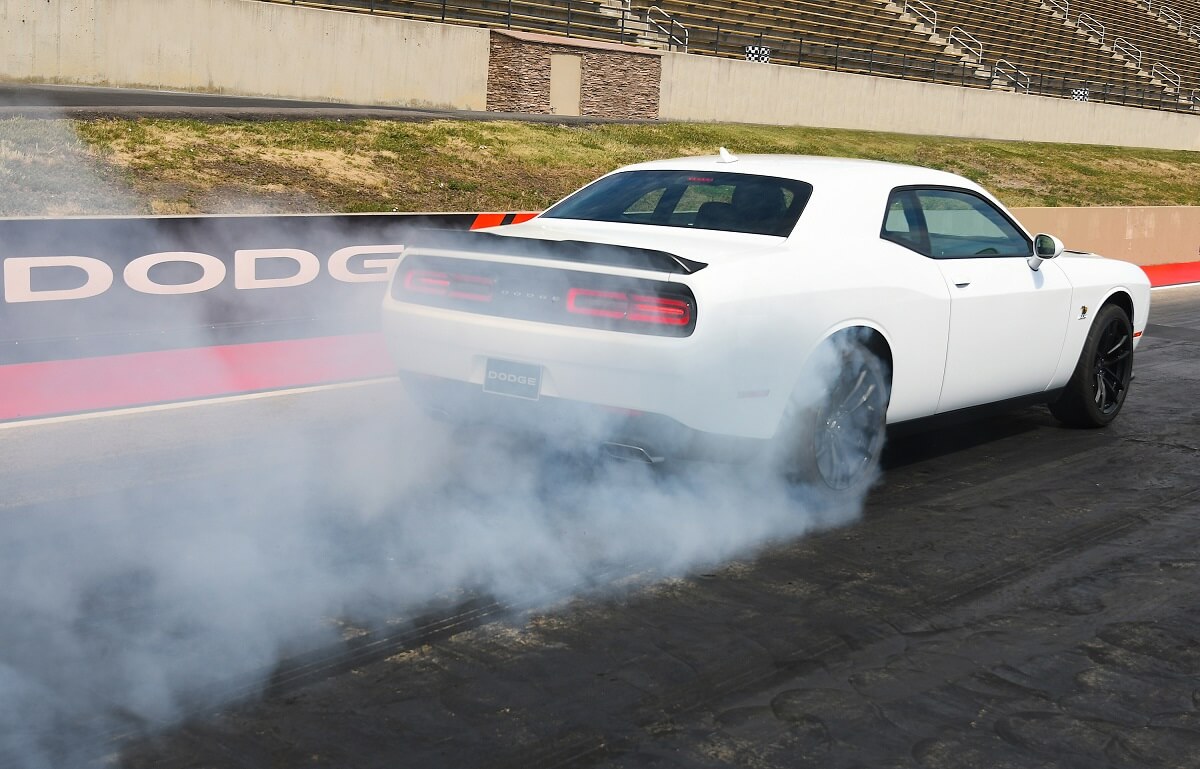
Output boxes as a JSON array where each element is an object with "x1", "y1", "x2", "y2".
[{"x1": 3, "y1": 116, "x2": 1199, "y2": 216}]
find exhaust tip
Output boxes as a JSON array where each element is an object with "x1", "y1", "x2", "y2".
[{"x1": 601, "y1": 442, "x2": 663, "y2": 464}]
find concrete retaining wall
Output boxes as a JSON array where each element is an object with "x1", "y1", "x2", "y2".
[
  {"x1": 1013, "y1": 206, "x2": 1200, "y2": 266},
  {"x1": 659, "y1": 54, "x2": 1200, "y2": 152},
  {"x1": 0, "y1": 0, "x2": 489, "y2": 109}
]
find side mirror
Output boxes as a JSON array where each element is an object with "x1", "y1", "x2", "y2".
[{"x1": 1028, "y1": 233, "x2": 1064, "y2": 271}]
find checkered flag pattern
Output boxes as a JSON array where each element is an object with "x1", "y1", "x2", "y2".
[
  {"x1": 745, "y1": 44, "x2": 771, "y2": 63},
  {"x1": 1071, "y1": 88, "x2": 1090, "y2": 101}
]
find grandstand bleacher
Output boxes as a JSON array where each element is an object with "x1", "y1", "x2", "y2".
[
  {"x1": 257, "y1": 0, "x2": 1200, "y2": 112},
  {"x1": 1062, "y1": 0, "x2": 1200, "y2": 96}
]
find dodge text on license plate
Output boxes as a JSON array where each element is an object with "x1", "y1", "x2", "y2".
[{"x1": 483, "y1": 359, "x2": 542, "y2": 400}]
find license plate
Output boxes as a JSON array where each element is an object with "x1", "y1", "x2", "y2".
[{"x1": 483, "y1": 359, "x2": 542, "y2": 400}]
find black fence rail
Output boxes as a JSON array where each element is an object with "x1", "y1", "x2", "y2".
[
  {"x1": 258, "y1": 0, "x2": 1200, "y2": 115},
  {"x1": 699, "y1": 28, "x2": 1198, "y2": 114},
  {"x1": 1022, "y1": 73, "x2": 1198, "y2": 113},
  {"x1": 705, "y1": 30, "x2": 989, "y2": 90}
]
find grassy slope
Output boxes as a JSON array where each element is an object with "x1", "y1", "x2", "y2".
[{"x1": 2, "y1": 117, "x2": 1199, "y2": 216}]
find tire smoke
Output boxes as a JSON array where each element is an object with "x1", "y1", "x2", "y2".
[{"x1": 0, "y1": 121, "x2": 881, "y2": 768}]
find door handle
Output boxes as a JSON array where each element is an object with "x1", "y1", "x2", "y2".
[{"x1": 955, "y1": 282, "x2": 971, "y2": 288}]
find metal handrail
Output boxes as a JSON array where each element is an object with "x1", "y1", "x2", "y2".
[
  {"x1": 949, "y1": 26, "x2": 983, "y2": 63},
  {"x1": 1152, "y1": 62, "x2": 1181, "y2": 89},
  {"x1": 1190, "y1": 23, "x2": 1200, "y2": 41},
  {"x1": 903, "y1": 0, "x2": 937, "y2": 33},
  {"x1": 1077, "y1": 12, "x2": 1105, "y2": 43},
  {"x1": 1113, "y1": 37, "x2": 1141, "y2": 68},
  {"x1": 647, "y1": 5, "x2": 688, "y2": 51},
  {"x1": 994, "y1": 58, "x2": 1031, "y2": 91},
  {"x1": 1046, "y1": 0, "x2": 1068, "y2": 17},
  {"x1": 1159, "y1": 5, "x2": 1182, "y2": 27}
]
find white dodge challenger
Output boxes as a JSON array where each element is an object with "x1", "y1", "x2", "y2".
[{"x1": 383, "y1": 154, "x2": 1150, "y2": 493}]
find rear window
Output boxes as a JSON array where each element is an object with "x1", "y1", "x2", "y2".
[{"x1": 541, "y1": 170, "x2": 812, "y2": 237}]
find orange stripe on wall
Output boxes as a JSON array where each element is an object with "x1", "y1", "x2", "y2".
[
  {"x1": 470, "y1": 213, "x2": 508, "y2": 230},
  {"x1": 470, "y1": 212, "x2": 540, "y2": 229}
]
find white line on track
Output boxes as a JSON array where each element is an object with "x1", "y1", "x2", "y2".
[
  {"x1": 1151, "y1": 282, "x2": 1200, "y2": 292},
  {"x1": 0, "y1": 377, "x2": 400, "y2": 431}
]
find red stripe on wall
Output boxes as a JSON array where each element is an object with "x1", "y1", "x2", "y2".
[
  {"x1": 1142, "y1": 261, "x2": 1200, "y2": 288},
  {"x1": 470, "y1": 213, "x2": 508, "y2": 230},
  {"x1": 0, "y1": 333, "x2": 392, "y2": 422},
  {"x1": 470, "y1": 212, "x2": 539, "y2": 230}
]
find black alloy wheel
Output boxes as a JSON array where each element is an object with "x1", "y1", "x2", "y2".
[
  {"x1": 1050, "y1": 303, "x2": 1134, "y2": 428},
  {"x1": 781, "y1": 339, "x2": 890, "y2": 495},
  {"x1": 1092, "y1": 313, "x2": 1134, "y2": 416}
]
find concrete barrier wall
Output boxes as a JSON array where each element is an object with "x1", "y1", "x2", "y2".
[
  {"x1": 1013, "y1": 206, "x2": 1200, "y2": 266},
  {"x1": 0, "y1": 0, "x2": 489, "y2": 109},
  {"x1": 659, "y1": 54, "x2": 1200, "y2": 152}
]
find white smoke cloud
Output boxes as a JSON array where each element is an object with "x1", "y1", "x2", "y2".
[{"x1": 0, "y1": 119, "x2": 877, "y2": 768}]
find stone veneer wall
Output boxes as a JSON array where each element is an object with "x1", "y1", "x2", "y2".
[{"x1": 487, "y1": 31, "x2": 660, "y2": 119}]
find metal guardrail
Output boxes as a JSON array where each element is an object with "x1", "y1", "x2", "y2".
[
  {"x1": 647, "y1": 5, "x2": 687, "y2": 51},
  {"x1": 1113, "y1": 37, "x2": 1142, "y2": 68},
  {"x1": 1077, "y1": 12, "x2": 1105, "y2": 43},
  {"x1": 1025, "y1": 72, "x2": 1185, "y2": 111},
  {"x1": 903, "y1": 0, "x2": 937, "y2": 33},
  {"x1": 949, "y1": 26, "x2": 983, "y2": 63},
  {"x1": 703, "y1": 30, "x2": 985, "y2": 87},
  {"x1": 1190, "y1": 23, "x2": 1200, "y2": 41},
  {"x1": 993, "y1": 58, "x2": 1031, "y2": 92},
  {"x1": 1151, "y1": 62, "x2": 1181, "y2": 89},
  {"x1": 1046, "y1": 0, "x2": 1068, "y2": 16},
  {"x1": 1159, "y1": 5, "x2": 1182, "y2": 27}
]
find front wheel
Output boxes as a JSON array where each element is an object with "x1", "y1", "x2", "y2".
[
  {"x1": 776, "y1": 339, "x2": 890, "y2": 496},
  {"x1": 1049, "y1": 303, "x2": 1134, "y2": 428}
]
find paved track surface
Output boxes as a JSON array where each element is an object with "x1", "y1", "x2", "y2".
[{"x1": 1, "y1": 286, "x2": 1197, "y2": 769}]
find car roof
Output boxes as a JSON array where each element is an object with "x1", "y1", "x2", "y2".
[{"x1": 613, "y1": 154, "x2": 981, "y2": 193}]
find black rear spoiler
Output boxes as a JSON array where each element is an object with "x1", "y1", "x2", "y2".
[{"x1": 404, "y1": 229, "x2": 708, "y2": 275}]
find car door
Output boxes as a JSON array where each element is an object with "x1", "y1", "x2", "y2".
[{"x1": 883, "y1": 187, "x2": 1073, "y2": 414}]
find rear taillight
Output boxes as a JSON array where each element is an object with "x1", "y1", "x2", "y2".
[
  {"x1": 395, "y1": 255, "x2": 696, "y2": 337},
  {"x1": 403, "y1": 269, "x2": 493, "y2": 302},
  {"x1": 567, "y1": 288, "x2": 691, "y2": 327}
]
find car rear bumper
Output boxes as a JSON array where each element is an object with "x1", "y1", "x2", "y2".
[
  {"x1": 381, "y1": 298, "x2": 787, "y2": 440},
  {"x1": 399, "y1": 373, "x2": 767, "y2": 462}
]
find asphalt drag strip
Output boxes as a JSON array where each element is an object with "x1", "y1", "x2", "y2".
[{"x1": 2, "y1": 286, "x2": 1197, "y2": 769}]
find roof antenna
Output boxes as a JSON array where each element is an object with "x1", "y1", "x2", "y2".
[{"x1": 717, "y1": 147, "x2": 738, "y2": 163}]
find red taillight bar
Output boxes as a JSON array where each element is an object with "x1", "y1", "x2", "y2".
[
  {"x1": 627, "y1": 295, "x2": 690, "y2": 326},
  {"x1": 403, "y1": 269, "x2": 493, "y2": 302},
  {"x1": 566, "y1": 288, "x2": 691, "y2": 326}
]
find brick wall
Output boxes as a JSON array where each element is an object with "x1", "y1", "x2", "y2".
[{"x1": 487, "y1": 31, "x2": 660, "y2": 119}]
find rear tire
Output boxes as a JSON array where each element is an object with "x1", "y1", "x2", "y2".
[
  {"x1": 777, "y1": 339, "x2": 890, "y2": 496},
  {"x1": 1049, "y1": 303, "x2": 1134, "y2": 428}
]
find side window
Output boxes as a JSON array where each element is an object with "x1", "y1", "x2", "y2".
[
  {"x1": 881, "y1": 192, "x2": 928, "y2": 253},
  {"x1": 880, "y1": 187, "x2": 1030, "y2": 258},
  {"x1": 915, "y1": 189, "x2": 1030, "y2": 258}
]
